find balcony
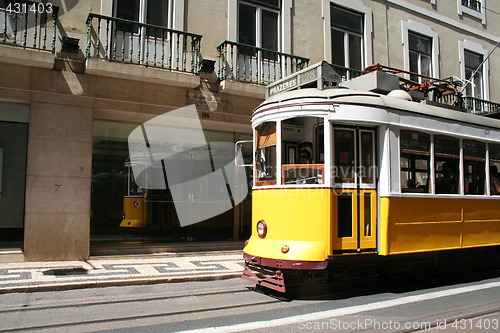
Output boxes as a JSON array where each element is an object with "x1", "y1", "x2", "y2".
[
  {"x1": 85, "y1": 13, "x2": 202, "y2": 75},
  {"x1": 331, "y1": 64, "x2": 363, "y2": 80},
  {"x1": 0, "y1": 1, "x2": 58, "y2": 52},
  {"x1": 462, "y1": 96, "x2": 500, "y2": 116},
  {"x1": 217, "y1": 40, "x2": 309, "y2": 86}
]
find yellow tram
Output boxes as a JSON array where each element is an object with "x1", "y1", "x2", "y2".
[{"x1": 241, "y1": 62, "x2": 500, "y2": 292}]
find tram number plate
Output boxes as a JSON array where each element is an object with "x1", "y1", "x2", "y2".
[{"x1": 299, "y1": 68, "x2": 318, "y2": 86}]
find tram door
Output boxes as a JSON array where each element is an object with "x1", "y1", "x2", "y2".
[{"x1": 333, "y1": 127, "x2": 377, "y2": 252}]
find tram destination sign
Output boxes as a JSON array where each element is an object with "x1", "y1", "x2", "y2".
[{"x1": 266, "y1": 61, "x2": 341, "y2": 98}]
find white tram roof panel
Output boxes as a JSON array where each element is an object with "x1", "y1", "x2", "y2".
[{"x1": 253, "y1": 87, "x2": 500, "y2": 131}]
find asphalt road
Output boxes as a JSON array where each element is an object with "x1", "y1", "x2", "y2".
[{"x1": 0, "y1": 273, "x2": 499, "y2": 332}]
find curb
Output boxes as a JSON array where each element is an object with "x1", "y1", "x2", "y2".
[{"x1": 0, "y1": 272, "x2": 242, "y2": 295}]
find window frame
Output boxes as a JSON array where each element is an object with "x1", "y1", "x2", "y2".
[
  {"x1": 488, "y1": 143, "x2": 500, "y2": 196},
  {"x1": 330, "y1": 4, "x2": 365, "y2": 79},
  {"x1": 459, "y1": 40, "x2": 490, "y2": 102},
  {"x1": 397, "y1": 129, "x2": 500, "y2": 197},
  {"x1": 228, "y1": 0, "x2": 291, "y2": 54},
  {"x1": 457, "y1": 0, "x2": 486, "y2": 25},
  {"x1": 280, "y1": 117, "x2": 325, "y2": 186},
  {"x1": 322, "y1": 0, "x2": 373, "y2": 73},
  {"x1": 433, "y1": 135, "x2": 460, "y2": 195},
  {"x1": 462, "y1": 139, "x2": 487, "y2": 195},
  {"x1": 238, "y1": 0, "x2": 281, "y2": 52},
  {"x1": 401, "y1": 20, "x2": 440, "y2": 81},
  {"x1": 399, "y1": 130, "x2": 431, "y2": 194},
  {"x1": 104, "y1": 0, "x2": 184, "y2": 31}
]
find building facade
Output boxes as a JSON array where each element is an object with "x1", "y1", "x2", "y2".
[{"x1": 0, "y1": 0, "x2": 499, "y2": 261}]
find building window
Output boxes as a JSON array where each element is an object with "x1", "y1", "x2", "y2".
[
  {"x1": 402, "y1": 21, "x2": 439, "y2": 81},
  {"x1": 459, "y1": 40, "x2": 490, "y2": 106},
  {"x1": 461, "y1": 0, "x2": 482, "y2": 12},
  {"x1": 464, "y1": 50, "x2": 484, "y2": 99},
  {"x1": 330, "y1": 5, "x2": 364, "y2": 79},
  {"x1": 238, "y1": 0, "x2": 280, "y2": 54},
  {"x1": 111, "y1": 0, "x2": 192, "y2": 68},
  {"x1": 115, "y1": 0, "x2": 171, "y2": 34},
  {"x1": 457, "y1": 0, "x2": 486, "y2": 24},
  {"x1": 409, "y1": 32, "x2": 432, "y2": 82},
  {"x1": 400, "y1": 131, "x2": 430, "y2": 193}
]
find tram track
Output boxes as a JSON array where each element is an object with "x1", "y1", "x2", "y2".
[
  {"x1": 0, "y1": 286, "x2": 252, "y2": 314},
  {"x1": 0, "y1": 299, "x2": 281, "y2": 332},
  {"x1": 0, "y1": 285, "x2": 281, "y2": 333},
  {"x1": 1, "y1": 270, "x2": 499, "y2": 332}
]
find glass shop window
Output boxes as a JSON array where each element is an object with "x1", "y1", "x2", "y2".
[
  {"x1": 400, "y1": 131, "x2": 430, "y2": 193},
  {"x1": 255, "y1": 122, "x2": 277, "y2": 186},
  {"x1": 281, "y1": 117, "x2": 324, "y2": 185},
  {"x1": 463, "y1": 140, "x2": 486, "y2": 195},
  {"x1": 434, "y1": 136, "x2": 459, "y2": 194}
]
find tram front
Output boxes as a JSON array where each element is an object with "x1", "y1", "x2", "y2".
[{"x1": 242, "y1": 105, "x2": 334, "y2": 292}]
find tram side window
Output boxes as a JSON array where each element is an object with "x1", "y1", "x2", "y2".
[
  {"x1": 281, "y1": 117, "x2": 324, "y2": 185},
  {"x1": 490, "y1": 144, "x2": 500, "y2": 195},
  {"x1": 463, "y1": 140, "x2": 486, "y2": 195},
  {"x1": 434, "y1": 136, "x2": 459, "y2": 194},
  {"x1": 400, "y1": 131, "x2": 430, "y2": 193},
  {"x1": 255, "y1": 122, "x2": 277, "y2": 186}
]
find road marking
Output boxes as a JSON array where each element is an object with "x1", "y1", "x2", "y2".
[{"x1": 178, "y1": 281, "x2": 500, "y2": 333}]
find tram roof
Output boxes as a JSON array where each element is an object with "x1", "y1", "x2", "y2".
[{"x1": 252, "y1": 87, "x2": 500, "y2": 130}]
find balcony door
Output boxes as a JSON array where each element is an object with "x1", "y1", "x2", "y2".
[
  {"x1": 330, "y1": 5, "x2": 364, "y2": 79},
  {"x1": 114, "y1": 0, "x2": 171, "y2": 65},
  {"x1": 237, "y1": 0, "x2": 280, "y2": 83}
]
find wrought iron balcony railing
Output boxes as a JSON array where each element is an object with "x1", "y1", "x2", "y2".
[
  {"x1": 0, "y1": 1, "x2": 58, "y2": 52},
  {"x1": 462, "y1": 96, "x2": 500, "y2": 115},
  {"x1": 217, "y1": 41, "x2": 309, "y2": 85},
  {"x1": 331, "y1": 64, "x2": 363, "y2": 80},
  {"x1": 85, "y1": 13, "x2": 202, "y2": 74}
]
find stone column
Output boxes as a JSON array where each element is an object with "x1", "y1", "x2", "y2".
[{"x1": 23, "y1": 102, "x2": 92, "y2": 261}]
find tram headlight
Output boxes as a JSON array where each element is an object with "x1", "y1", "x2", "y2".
[
  {"x1": 281, "y1": 245, "x2": 290, "y2": 254},
  {"x1": 257, "y1": 220, "x2": 267, "y2": 238}
]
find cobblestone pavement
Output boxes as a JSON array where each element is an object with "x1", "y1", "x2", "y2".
[{"x1": 0, "y1": 252, "x2": 244, "y2": 294}]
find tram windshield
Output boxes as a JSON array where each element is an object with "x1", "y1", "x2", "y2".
[
  {"x1": 281, "y1": 117, "x2": 324, "y2": 185},
  {"x1": 254, "y1": 117, "x2": 325, "y2": 186}
]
